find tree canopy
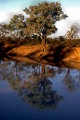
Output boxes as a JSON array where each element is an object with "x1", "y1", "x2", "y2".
[
  {"x1": 8, "y1": 14, "x2": 27, "y2": 38},
  {"x1": 65, "y1": 23, "x2": 80, "y2": 39},
  {"x1": 0, "y1": 1, "x2": 69, "y2": 47},
  {"x1": 23, "y1": 1, "x2": 67, "y2": 38}
]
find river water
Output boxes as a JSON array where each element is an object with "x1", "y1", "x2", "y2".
[{"x1": 0, "y1": 59, "x2": 80, "y2": 120}]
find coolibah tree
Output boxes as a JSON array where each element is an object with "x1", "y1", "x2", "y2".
[
  {"x1": 23, "y1": 1, "x2": 68, "y2": 51},
  {"x1": 65, "y1": 23, "x2": 80, "y2": 39},
  {"x1": 0, "y1": 23, "x2": 9, "y2": 37},
  {"x1": 8, "y1": 14, "x2": 27, "y2": 39}
]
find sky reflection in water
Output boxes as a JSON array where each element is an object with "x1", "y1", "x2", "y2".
[{"x1": 0, "y1": 60, "x2": 80, "y2": 120}]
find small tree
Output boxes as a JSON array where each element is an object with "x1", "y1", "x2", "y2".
[
  {"x1": 8, "y1": 14, "x2": 27, "y2": 39},
  {"x1": 0, "y1": 23, "x2": 9, "y2": 37},
  {"x1": 23, "y1": 1, "x2": 67, "y2": 51},
  {"x1": 65, "y1": 23, "x2": 80, "y2": 39}
]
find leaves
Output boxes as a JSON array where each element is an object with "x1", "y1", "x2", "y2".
[
  {"x1": 7, "y1": 14, "x2": 27, "y2": 38},
  {"x1": 23, "y1": 1, "x2": 67, "y2": 37},
  {"x1": 0, "y1": 1, "x2": 68, "y2": 42},
  {"x1": 65, "y1": 23, "x2": 80, "y2": 39}
]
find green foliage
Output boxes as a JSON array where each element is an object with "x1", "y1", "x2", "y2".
[
  {"x1": 65, "y1": 23, "x2": 80, "y2": 39},
  {"x1": 23, "y1": 1, "x2": 67, "y2": 37},
  {"x1": 9, "y1": 14, "x2": 26, "y2": 30},
  {"x1": 1, "y1": 1, "x2": 80, "y2": 47},
  {"x1": 46, "y1": 37, "x2": 80, "y2": 47},
  {"x1": 0, "y1": 1, "x2": 68, "y2": 46},
  {"x1": 7, "y1": 14, "x2": 27, "y2": 39},
  {"x1": 0, "y1": 23, "x2": 9, "y2": 37}
]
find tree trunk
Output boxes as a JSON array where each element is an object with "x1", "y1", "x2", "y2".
[{"x1": 42, "y1": 34, "x2": 46, "y2": 52}]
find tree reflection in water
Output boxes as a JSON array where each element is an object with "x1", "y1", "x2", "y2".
[
  {"x1": 63, "y1": 69, "x2": 80, "y2": 92},
  {"x1": 0, "y1": 60, "x2": 80, "y2": 109},
  {"x1": 19, "y1": 63, "x2": 63, "y2": 110}
]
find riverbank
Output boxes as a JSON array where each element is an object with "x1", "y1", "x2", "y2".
[
  {"x1": 0, "y1": 42, "x2": 80, "y2": 69},
  {"x1": 1, "y1": 43, "x2": 80, "y2": 62}
]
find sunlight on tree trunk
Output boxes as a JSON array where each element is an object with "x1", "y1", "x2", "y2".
[
  {"x1": 42, "y1": 34, "x2": 46, "y2": 52},
  {"x1": 23, "y1": 1, "x2": 67, "y2": 51}
]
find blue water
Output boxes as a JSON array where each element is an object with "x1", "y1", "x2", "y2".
[{"x1": 0, "y1": 60, "x2": 80, "y2": 120}]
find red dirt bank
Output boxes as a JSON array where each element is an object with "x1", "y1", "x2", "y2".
[{"x1": 1, "y1": 43, "x2": 80, "y2": 69}]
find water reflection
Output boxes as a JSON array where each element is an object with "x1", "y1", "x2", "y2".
[
  {"x1": 20, "y1": 63, "x2": 63, "y2": 110},
  {"x1": 63, "y1": 69, "x2": 80, "y2": 92},
  {"x1": 0, "y1": 59, "x2": 80, "y2": 110}
]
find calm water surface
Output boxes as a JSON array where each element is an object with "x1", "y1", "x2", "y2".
[{"x1": 0, "y1": 60, "x2": 80, "y2": 120}]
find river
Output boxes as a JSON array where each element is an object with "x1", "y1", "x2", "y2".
[{"x1": 0, "y1": 58, "x2": 80, "y2": 120}]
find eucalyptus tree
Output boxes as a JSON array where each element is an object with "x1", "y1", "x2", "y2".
[
  {"x1": 8, "y1": 14, "x2": 27, "y2": 39},
  {"x1": 65, "y1": 23, "x2": 80, "y2": 39},
  {"x1": 23, "y1": 1, "x2": 67, "y2": 50},
  {"x1": 0, "y1": 24, "x2": 2, "y2": 37},
  {"x1": 0, "y1": 23, "x2": 9, "y2": 37}
]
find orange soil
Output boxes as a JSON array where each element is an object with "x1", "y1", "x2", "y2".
[
  {"x1": 1, "y1": 43, "x2": 80, "y2": 69},
  {"x1": 7, "y1": 44, "x2": 49, "y2": 58},
  {"x1": 2, "y1": 43, "x2": 80, "y2": 62}
]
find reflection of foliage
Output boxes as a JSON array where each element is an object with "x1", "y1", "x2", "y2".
[
  {"x1": 1, "y1": 60, "x2": 80, "y2": 110},
  {"x1": 63, "y1": 69, "x2": 80, "y2": 92},
  {"x1": 0, "y1": 61, "x2": 63, "y2": 110},
  {"x1": 45, "y1": 66, "x2": 56, "y2": 78},
  {"x1": 19, "y1": 79, "x2": 63, "y2": 110}
]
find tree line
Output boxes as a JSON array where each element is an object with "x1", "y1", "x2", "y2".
[{"x1": 0, "y1": 1, "x2": 80, "y2": 47}]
